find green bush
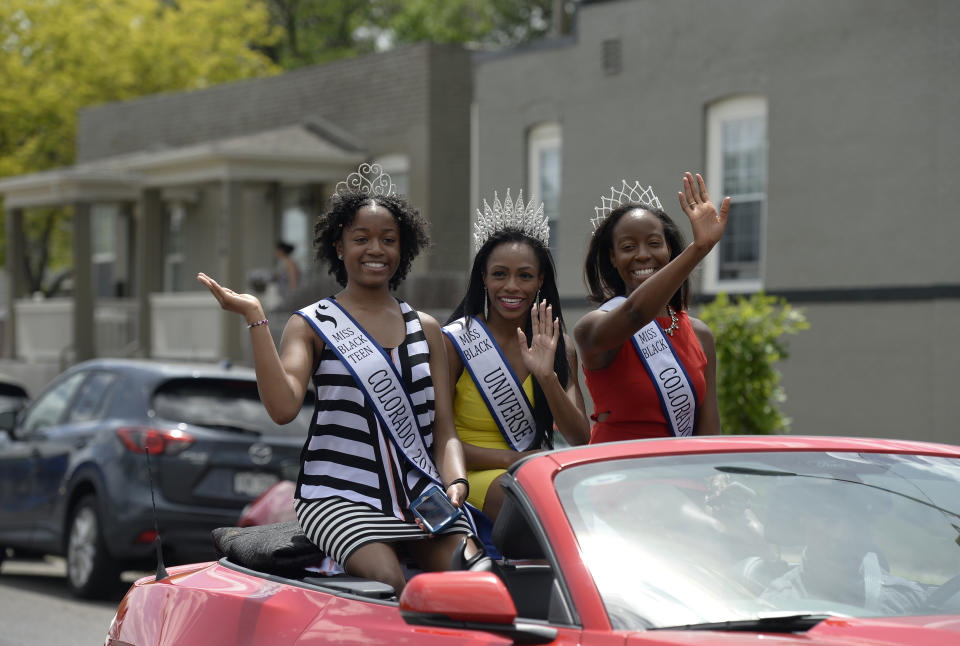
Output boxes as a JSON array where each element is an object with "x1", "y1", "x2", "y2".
[{"x1": 697, "y1": 292, "x2": 809, "y2": 434}]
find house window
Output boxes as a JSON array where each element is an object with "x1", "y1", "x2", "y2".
[
  {"x1": 704, "y1": 96, "x2": 767, "y2": 293},
  {"x1": 527, "y1": 123, "x2": 561, "y2": 253}
]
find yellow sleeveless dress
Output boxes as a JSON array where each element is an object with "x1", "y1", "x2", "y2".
[{"x1": 453, "y1": 369, "x2": 535, "y2": 509}]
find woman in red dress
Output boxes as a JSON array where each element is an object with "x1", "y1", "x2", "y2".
[{"x1": 574, "y1": 173, "x2": 729, "y2": 442}]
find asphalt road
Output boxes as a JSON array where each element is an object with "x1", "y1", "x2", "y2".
[{"x1": 0, "y1": 556, "x2": 146, "y2": 646}]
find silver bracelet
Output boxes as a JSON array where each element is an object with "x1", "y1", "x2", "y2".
[{"x1": 247, "y1": 319, "x2": 269, "y2": 329}]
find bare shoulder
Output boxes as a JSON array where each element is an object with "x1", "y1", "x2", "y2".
[
  {"x1": 688, "y1": 315, "x2": 716, "y2": 353},
  {"x1": 572, "y1": 307, "x2": 606, "y2": 341},
  {"x1": 281, "y1": 312, "x2": 315, "y2": 340},
  {"x1": 418, "y1": 310, "x2": 442, "y2": 339}
]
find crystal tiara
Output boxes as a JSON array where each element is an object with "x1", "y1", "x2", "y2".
[
  {"x1": 474, "y1": 189, "x2": 550, "y2": 251},
  {"x1": 335, "y1": 163, "x2": 397, "y2": 198},
  {"x1": 591, "y1": 180, "x2": 662, "y2": 231}
]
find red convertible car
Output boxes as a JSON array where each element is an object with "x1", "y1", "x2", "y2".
[{"x1": 105, "y1": 436, "x2": 960, "y2": 645}]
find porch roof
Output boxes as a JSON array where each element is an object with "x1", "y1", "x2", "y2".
[{"x1": 0, "y1": 121, "x2": 366, "y2": 209}]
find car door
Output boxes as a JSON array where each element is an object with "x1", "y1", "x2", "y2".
[
  {"x1": 0, "y1": 372, "x2": 87, "y2": 543},
  {"x1": 31, "y1": 370, "x2": 120, "y2": 545}
]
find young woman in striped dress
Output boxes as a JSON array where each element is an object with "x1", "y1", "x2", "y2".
[{"x1": 198, "y1": 172, "x2": 473, "y2": 594}]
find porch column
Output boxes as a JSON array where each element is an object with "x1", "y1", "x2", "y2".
[
  {"x1": 136, "y1": 189, "x2": 164, "y2": 357},
  {"x1": 3, "y1": 207, "x2": 26, "y2": 359},
  {"x1": 72, "y1": 201, "x2": 95, "y2": 361}
]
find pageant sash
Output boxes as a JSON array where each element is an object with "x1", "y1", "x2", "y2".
[
  {"x1": 600, "y1": 296, "x2": 698, "y2": 437},
  {"x1": 443, "y1": 317, "x2": 537, "y2": 452},
  {"x1": 298, "y1": 298, "x2": 441, "y2": 483}
]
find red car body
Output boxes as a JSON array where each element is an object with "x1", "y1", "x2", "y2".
[{"x1": 104, "y1": 436, "x2": 960, "y2": 645}]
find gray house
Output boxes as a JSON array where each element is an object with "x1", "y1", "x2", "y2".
[
  {"x1": 1, "y1": 42, "x2": 472, "y2": 386},
  {"x1": 472, "y1": 0, "x2": 959, "y2": 443}
]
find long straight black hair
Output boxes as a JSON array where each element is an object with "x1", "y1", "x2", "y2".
[{"x1": 446, "y1": 229, "x2": 568, "y2": 449}]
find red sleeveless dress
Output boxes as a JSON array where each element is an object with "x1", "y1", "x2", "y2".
[{"x1": 585, "y1": 310, "x2": 707, "y2": 443}]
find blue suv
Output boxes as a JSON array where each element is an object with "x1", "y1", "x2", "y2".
[{"x1": 0, "y1": 359, "x2": 311, "y2": 598}]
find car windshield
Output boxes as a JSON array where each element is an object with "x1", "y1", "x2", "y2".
[
  {"x1": 555, "y1": 451, "x2": 960, "y2": 630},
  {"x1": 152, "y1": 378, "x2": 313, "y2": 438}
]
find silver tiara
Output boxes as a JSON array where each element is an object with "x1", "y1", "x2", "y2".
[
  {"x1": 474, "y1": 189, "x2": 550, "y2": 251},
  {"x1": 591, "y1": 180, "x2": 662, "y2": 231},
  {"x1": 335, "y1": 163, "x2": 396, "y2": 197}
]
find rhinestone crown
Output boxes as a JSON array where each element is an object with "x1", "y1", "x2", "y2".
[
  {"x1": 592, "y1": 180, "x2": 662, "y2": 232},
  {"x1": 474, "y1": 189, "x2": 550, "y2": 252}
]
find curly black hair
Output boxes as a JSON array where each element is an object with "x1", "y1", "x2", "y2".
[
  {"x1": 314, "y1": 192, "x2": 431, "y2": 290},
  {"x1": 583, "y1": 202, "x2": 689, "y2": 310},
  {"x1": 446, "y1": 228, "x2": 569, "y2": 449}
]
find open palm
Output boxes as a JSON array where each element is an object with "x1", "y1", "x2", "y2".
[
  {"x1": 677, "y1": 172, "x2": 730, "y2": 250},
  {"x1": 517, "y1": 300, "x2": 559, "y2": 381}
]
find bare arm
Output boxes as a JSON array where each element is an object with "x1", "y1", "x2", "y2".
[
  {"x1": 198, "y1": 272, "x2": 315, "y2": 424},
  {"x1": 423, "y1": 313, "x2": 469, "y2": 507},
  {"x1": 575, "y1": 173, "x2": 730, "y2": 370},
  {"x1": 443, "y1": 328, "x2": 529, "y2": 470},
  {"x1": 691, "y1": 317, "x2": 721, "y2": 435}
]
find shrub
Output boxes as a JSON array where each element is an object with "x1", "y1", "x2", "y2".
[{"x1": 697, "y1": 292, "x2": 809, "y2": 434}]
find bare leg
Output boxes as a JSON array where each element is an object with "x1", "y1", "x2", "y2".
[
  {"x1": 343, "y1": 542, "x2": 406, "y2": 594},
  {"x1": 482, "y1": 473, "x2": 509, "y2": 520},
  {"x1": 406, "y1": 533, "x2": 480, "y2": 573}
]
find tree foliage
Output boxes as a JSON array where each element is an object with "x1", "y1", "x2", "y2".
[
  {"x1": 697, "y1": 292, "x2": 810, "y2": 435},
  {"x1": 0, "y1": 0, "x2": 280, "y2": 286},
  {"x1": 263, "y1": 0, "x2": 569, "y2": 69}
]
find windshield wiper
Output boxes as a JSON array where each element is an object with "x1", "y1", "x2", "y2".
[{"x1": 652, "y1": 613, "x2": 836, "y2": 633}]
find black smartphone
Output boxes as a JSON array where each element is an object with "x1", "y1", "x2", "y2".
[{"x1": 410, "y1": 485, "x2": 462, "y2": 534}]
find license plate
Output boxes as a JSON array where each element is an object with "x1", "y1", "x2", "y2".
[{"x1": 234, "y1": 471, "x2": 278, "y2": 497}]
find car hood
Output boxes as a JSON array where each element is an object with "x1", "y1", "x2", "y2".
[{"x1": 626, "y1": 615, "x2": 960, "y2": 645}]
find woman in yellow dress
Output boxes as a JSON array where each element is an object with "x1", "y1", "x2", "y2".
[{"x1": 443, "y1": 190, "x2": 589, "y2": 522}]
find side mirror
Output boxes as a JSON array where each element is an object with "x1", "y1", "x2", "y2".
[{"x1": 400, "y1": 571, "x2": 557, "y2": 644}]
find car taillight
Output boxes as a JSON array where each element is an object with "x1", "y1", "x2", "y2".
[{"x1": 116, "y1": 427, "x2": 194, "y2": 455}]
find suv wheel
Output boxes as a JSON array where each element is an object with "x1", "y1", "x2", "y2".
[{"x1": 66, "y1": 495, "x2": 120, "y2": 598}]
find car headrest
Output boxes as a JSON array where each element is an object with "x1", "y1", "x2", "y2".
[{"x1": 492, "y1": 495, "x2": 544, "y2": 560}]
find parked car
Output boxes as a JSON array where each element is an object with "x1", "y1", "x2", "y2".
[
  {"x1": 0, "y1": 358, "x2": 312, "y2": 598},
  {"x1": 0, "y1": 372, "x2": 30, "y2": 435},
  {"x1": 105, "y1": 435, "x2": 960, "y2": 645}
]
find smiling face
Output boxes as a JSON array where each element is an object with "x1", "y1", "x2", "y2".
[
  {"x1": 482, "y1": 240, "x2": 544, "y2": 322},
  {"x1": 609, "y1": 209, "x2": 672, "y2": 296},
  {"x1": 335, "y1": 202, "x2": 400, "y2": 289}
]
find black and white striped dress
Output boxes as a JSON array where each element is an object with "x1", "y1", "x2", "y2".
[{"x1": 294, "y1": 298, "x2": 471, "y2": 566}]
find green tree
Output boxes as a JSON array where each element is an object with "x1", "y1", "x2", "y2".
[
  {"x1": 263, "y1": 0, "x2": 572, "y2": 69},
  {"x1": 697, "y1": 292, "x2": 810, "y2": 434},
  {"x1": 0, "y1": 0, "x2": 280, "y2": 289}
]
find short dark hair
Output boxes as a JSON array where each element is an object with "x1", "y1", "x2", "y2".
[
  {"x1": 313, "y1": 192, "x2": 430, "y2": 290},
  {"x1": 583, "y1": 203, "x2": 689, "y2": 310},
  {"x1": 447, "y1": 229, "x2": 569, "y2": 449}
]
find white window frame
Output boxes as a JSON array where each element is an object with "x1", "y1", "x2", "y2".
[
  {"x1": 527, "y1": 123, "x2": 562, "y2": 254},
  {"x1": 703, "y1": 95, "x2": 767, "y2": 294}
]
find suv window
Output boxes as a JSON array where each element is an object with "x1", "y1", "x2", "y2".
[
  {"x1": 66, "y1": 372, "x2": 119, "y2": 423},
  {"x1": 152, "y1": 378, "x2": 313, "y2": 437},
  {"x1": 21, "y1": 372, "x2": 87, "y2": 435}
]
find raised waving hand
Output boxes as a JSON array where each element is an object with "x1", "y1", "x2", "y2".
[
  {"x1": 677, "y1": 172, "x2": 730, "y2": 251},
  {"x1": 517, "y1": 299, "x2": 560, "y2": 381}
]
